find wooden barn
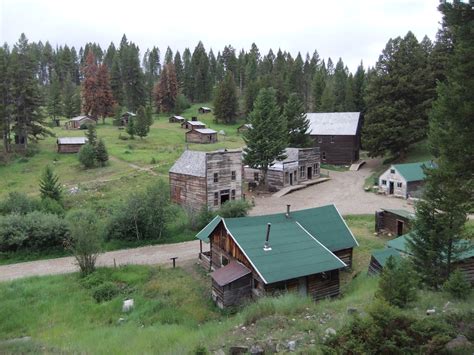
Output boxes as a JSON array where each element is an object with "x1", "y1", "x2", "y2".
[
  {"x1": 169, "y1": 115, "x2": 186, "y2": 123},
  {"x1": 378, "y1": 161, "x2": 435, "y2": 199},
  {"x1": 185, "y1": 128, "x2": 218, "y2": 144},
  {"x1": 65, "y1": 116, "x2": 96, "y2": 129},
  {"x1": 306, "y1": 112, "x2": 361, "y2": 165},
  {"x1": 198, "y1": 106, "x2": 212, "y2": 114},
  {"x1": 375, "y1": 209, "x2": 414, "y2": 236},
  {"x1": 57, "y1": 137, "x2": 88, "y2": 153},
  {"x1": 196, "y1": 204, "x2": 358, "y2": 308},
  {"x1": 369, "y1": 234, "x2": 474, "y2": 284},
  {"x1": 237, "y1": 123, "x2": 252, "y2": 133},
  {"x1": 244, "y1": 147, "x2": 320, "y2": 191},
  {"x1": 181, "y1": 120, "x2": 206, "y2": 130},
  {"x1": 169, "y1": 149, "x2": 243, "y2": 212}
]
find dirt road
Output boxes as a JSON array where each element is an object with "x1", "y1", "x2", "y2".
[
  {"x1": 0, "y1": 240, "x2": 209, "y2": 282},
  {"x1": 250, "y1": 158, "x2": 414, "y2": 216}
]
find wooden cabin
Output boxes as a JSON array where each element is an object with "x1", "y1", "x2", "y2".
[
  {"x1": 244, "y1": 147, "x2": 320, "y2": 191},
  {"x1": 237, "y1": 123, "x2": 252, "y2": 133},
  {"x1": 65, "y1": 116, "x2": 96, "y2": 130},
  {"x1": 196, "y1": 204, "x2": 358, "y2": 308},
  {"x1": 120, "y1": 112, "x2": 136, "y2": 126},
  {"x1": 57, "y1": 137, "x2": 88, "y2": 153},
  {"x1": 306, "y1": 112, "x2": 361, "y2": 165},
  {"x1": 169, "y1": 115, "x2": 186, "y2": 123},
  {"x1": 368, "y1": 248, "x2": 402, "y2": 276},
  {"x1": 185, "y1": 128, "x2": 218, "y2": 144},
  {"x1": 369, "y1": 234, "x2": 474, "y2": 284},
  {"x1": 169, "y1": 150, "x2": 243, "y2": 212},
  {"x1": 378, "y1": 161, "x2": 435, "y2": 199},
  {"x1": 181, "y1": 120, "x2": 206, "y2": 130},
  {"x1": 198, "y1": 107, "x2": 212, "y2": 114},
  {"x1": 375, "y1": 209, "x2": 414, "y2": 236}
]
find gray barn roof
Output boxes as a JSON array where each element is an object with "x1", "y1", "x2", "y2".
[
  {"x1": 306, "y1": 112, "x2": 361, "y2": 136},
  {"x1": 193, "y1": 128, "x2": 217, "y2": 134},
  {"x1": 169, "y1": 150, "x2": 207, "y2": 177},
  {"x1": 185, "y1": 120, "x2": 206, "y2": 126},
  {"x1": 70, "y1": 115, "x2": 91, "y2": 121},
  {"x1": 57, "y1": 137, "x2": 88, "y2": 145}
]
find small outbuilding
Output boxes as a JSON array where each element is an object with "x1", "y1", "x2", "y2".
[
  {"x1": 378, "y1": 161, "x2": 435, "y2": 199},
  {"x1": 368, "y1": 248, "x2": 402, "y2": 276},
  {"x1": 57, "y1": 137, "x2": 88, "y2": 153},
  {"x1": 181, "y1": 120, "x2": 206, "y2": 130},
  {"x1": 65, "y1": 116, "x2": 96, "y2": 130},
  {"x1": 120, "y1": 112, "x2": 136, "y2": 126},
  {"x1": 375, "y1": 208, "x2": 414, "y2": 236},
  {"x1": 169, "y1": 115, "x2": 186, "y2": 123},
  {"x1": 185, "y1": 128, "x2": 218, "y2": 144},
  {"x1": 237, "y1": 123, "x2": 252, "y2": 133},
  {"x1": 198, "y1": 106, "x2": 212, "y2": 114}
]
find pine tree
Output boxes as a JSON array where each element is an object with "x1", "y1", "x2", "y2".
[
  {"x1": 63, "y1": 75, "x2": 81, "y2": 118},
  {"x1": 39, "y1": 165, "x2": 62, "y2": 202},
  {"x1": 191, "y1": 41, "x2": 211, "y2": 102},
  {"x1": 283, "y1": 93, "x2": 312, "y2": 147},
  {"x1": 182, "y1": 48, "x2": 193, "y2": 99},
  {"x1": 96, "y1": 63, "x2": 114, "y2": 122},
  {"x1": 85, "y1": 124, "x2": 97, "y2": 146},
  {"x1": 333, "y1": 58, "x2": 347, "y2": 111},
  {"x1": 134, "y1": 106, "x2": 149, "y2": 138},
  {"x1": 120, "y1": 38, "x2": 145, "y2": 111},
  {"x1": 82, "y1": 51, "x2": 100, "y2": 119},
  {"x1": 154, "y1": 63, "x2": 178, "y2": 113},
  {"x1": 110, "y1": 55, "x2": 123, "y2": 105},
  {"x1": 126, "y1": 115, "x2": 136, "y2": 139},
  {"x1": 164, "y1": 46, "x2": 173, "y2": 64},
  {"x1": 214, "y1": 71, "x2": 238, "y2": 124},
  {"x1": 243, "y1": 88, "x2": 287, "y2": 187},
  {"x1": 145, "y1": 105, "x2": 154, "y2": 127},
  {"x1": 0, "y1": 45, "x2": 11, "y2": 152},
  {"x1": 311, "y1": 66, "x2": 326, "y2": 111},
  {"x1": 95, "y1": 138, "x2": 109, "y2": 166},
  {"x1": 174, "y1": 51, "x2": 184, "y2": 89},
  {"x1": 320, "y1": 79, "x2": 335, "y2": 112},
  {"x1": 47, "y1": 71, "x2": 62, "y2": 121},
  {"x1": 353, "y1": 61, "x2": 366, "y2": 112}
]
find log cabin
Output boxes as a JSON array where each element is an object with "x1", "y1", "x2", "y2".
[
  {"x1": 65, "y1": 116, "x2": 96, "y2": 129},
  {"x1": 367, "y1": 248, "x2": 402, "y2": 276},
  {"x1": 57, "y1": 137, "x2": 88, "y2": 153},
  {"x1": 375, "y1": 209, "x2": 414, "y2": 236},
  {"x1": 306, "y1": 112, "x2": 361, "y2": 165},
  {"x1": 169, "y1": 115, "x2": 186, "y2": 123},
  {"x1": 185, "y1": 128, "x2": 218, "y2": 144},
  {"x1": 120, "y1": 112, "x2": 136, "y2": 126},
  {"x1": 196, "y1": 204, "x2": 359, "y2": 308},
  {"x1": 237, "y1": 123, "x2": 252, "y2": 133},
  {"x1": 244, "y1": 147, "x2": 320, "y2": 191},
  {"x1": 198, "y1": 106, "x2": 212, "y2": 114},
  {"x1": 181, "y1": 120, "x2": 206, "y2": 130},
  {"x1": 369, "y1": 234, "x2": 474, "y2": 284},
  {"x1": 169, "y1": 149, "x2": 243, "y2": 212},
  {"x1": 378, "y1": 161, "x2": 435, "y2": 199}
]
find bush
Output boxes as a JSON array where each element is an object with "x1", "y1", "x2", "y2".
[
  {"x1": 0, "y1": 192, "x2": 40, "y2": 215},
  {"x1": 174, "y1": 94, "x2": 191, "y2": 115},
  {"x1": 79, "y1": 123, "x2": 88, "y2": 130},
  {"x1": 443, "y1": 269, "x2": 471, "y2": 299},
  {"x1": 40, "y1": 197, "x2": 65, "y2": 216},
  {"x1": 92, "y1": 281, "x2": 119, "y2": 302},
  {"x1": 218, "y1": 200, "x2": 251, "y2": 218},
  {"x1": 78, "y1": 143, "x2": 96, "y2": 168},
  {"x1": 194, "y1": 206, "x2": 217, "y2": 230}
]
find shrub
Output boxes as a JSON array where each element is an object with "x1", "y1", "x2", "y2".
[
  {"x1": 95, "y1": 139, "x2": 109, "y2": 167},
  {"x1": 40, "y1": 197, "x2": 65, "y2": 216},
  {"x1": 218, "y1": 200, "x2": 251, "y2": 218},
  {"x1": 39, "y1": 165, "x2": 62, "y2": 202},
  {"x1": 118, "y1": 133, "x2": 129, "y2": 140},
  {"x1": 150, "y1": 157, "x2": 157, "y2": 164},
  {"x1": 0, "y1": 192, "x2": 40, "y2": 215},
  {"x1": 194, "y1": 206, "x2": 217, "y2": 230},
  {"x1": 443, "y1": 269, "x2": 471, "y2": 299},
  {"x1": 79, "y1": 123, "x2": 88, "y2": 130},
  {"x1": 174, "y1": 94, "x2": 191, "y2": 114},
  {"x1": 78, "y1": 143, "x2": 96, "y2": 168},
  {"x1": 92, "y1": 281, "x2": 119, "y2": 302}
]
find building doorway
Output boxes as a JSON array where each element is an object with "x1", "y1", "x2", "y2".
[
  {"x1": 220, "y1": 189, "x2": 230, "y2": 205},
  {"x1": 397, "y1": 220, "x2": 404, "y2": 236},
  {"x1": 389, "y1": 181, "x2": 394, "y2": 194},
  {"x1": 307, "y1": 166, "x2": 313, "y2": 180},
  {"x1": 289, "y1": 173, "x2": 293, "y2": 185}
]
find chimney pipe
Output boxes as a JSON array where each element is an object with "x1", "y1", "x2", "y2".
[
  {"x1": 263, "y1": 223, "x2": 272, "y2": 251},
  {"x1": 286, "y1": 204, "x2": 291, "y2": 218}
]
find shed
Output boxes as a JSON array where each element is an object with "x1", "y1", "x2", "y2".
[
  {"x1": 211, "y1": 261, "x2": 252, "y2": 308},
  {"x1": 120, "y1": 112, "x2": 136, "y2": 126},
  {"x1": 197, "y1": 204, "x2": 358, "y2": 307},
  {"x1": 375, "y1": 208, "x2": 414, "y2": 236},
  {"x1": 237, "y1": 123, "x2": 252, "y2": 133},
  {"x1": 65, "y1": 116, "x2": 96, "y2": 130},
  {"x1": 169, "y1": 115, "x2": 186, "y2": 123},
  {"x1": 368, "y1": 248, "x2": 402, "y2": 275},
  {"x1": 181, "y1": 120, "x2": 206, "y2": 130},
  {"x1": 198, "y1": 106, "x2": 212, "y2": 114},
  {"x1": 57, "y1": 137, "x2": 88, "y2": 153},
  {"x1": 306, "y1": 112, "x2": 361, "y2": 165},
  {"x1": 185, "y1": 128, "x2": 218, "y2": 144},
  {"x1": 378, "y1": 161, "x2": 435, "y2": 198}
]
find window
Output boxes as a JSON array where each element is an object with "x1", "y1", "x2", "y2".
[
  {"x1": 318, "y1": 136, "x2": 323, "y2": 143},
  {"x1": 299, "y1": 166, "x2": 305, "y2": 178},
  {"x1": 254, "y1": 172, "x2": 259, "y2": 182},
  {"x1": 381, "y1": 179, "x2": 387, "y2": 186},
  {"x1": 314, "y1": 163, "x2": 319, "y2": 172},
  {"x1": 330, "y1": 135, "x2": 335, "y2": 143},
  {"x1": 390, "y1": 169, "x2": 395, "y2": 174},
  {"x1": 397, "y1": 182, "x2": 402, "y2": 188},
  {"x1": 231, "y1": 189, "x2": 236, "y2": 200},
  {"x1": 231, "y1": 171, "x2": 236, "y2": 181},
  {"x1": 322, "y1": 151, "x2": 326, "y2": 161},
  {"x1": 213, "y1": 173, "x2": 218, "y2": 183},
  {"x1": 214, "y1": 192, "x2": 219, "y2": 206}
]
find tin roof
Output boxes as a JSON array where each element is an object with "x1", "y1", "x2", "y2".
[
  {"x1": 381, "y1": 209, "x2": 415, "y2": 220},
  {"x1": 185, "y1": 120, "x2": 206, "y2": 126},
  {"x1": 211, "y1": 261, "x2": 251, "y2": 286},
  {"x1": 171, "y1": 115, "x2": 185, "y2": 120},
  {"x1": 169, "y1": 150, "x2": 207, "y2": 177},
  {"x1": 193, "y1": 128, "x2": 217, "y2": 134},
  {"x1": 371, "y1": 248, "x2": 402, "y2": 266},
  {"x1": 70, "y1": 116, "x2": 91, "y2": 121},
  {"x1": 306, "y1": 112, "x2": 361, "y2": 136},
  {"x1": 392, "y1": 161, "x2": 435, "y2": 182},
  {"x1": 57, "y1": 137, "x2": 88, "y2": 145},
  {"x1": 200, "y1": 107, "x2": 211, "y2": 110}
]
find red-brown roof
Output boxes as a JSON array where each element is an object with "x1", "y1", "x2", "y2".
[{"x1": 211, "y1": 261, "x2": 251, "y2": 286}]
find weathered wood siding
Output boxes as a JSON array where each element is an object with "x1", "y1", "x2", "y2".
[
  {"x1": 378, "y1": 167, "x2": 408, "y2": 198},
  {"x1": 368, "y1": 256, "x2": 383, "y2": 276},
  {"x1": 307, "y1": 270, "x2": 340, "y2": 300},
  {"x1": 456, "y1": 257, "x2": 474, "y2": 285},
  {"x1": 334, "y1": 248, "x2": 353, "y2": 268},
  {"x1": 181, "y1": 122, "x2": 205, "y2": 130},
  {"x1": 57, "y1": 144, "x2": 84, "y2": 153},
  {"x1": 169, "y1": 172, "x2": 207, "y2": 212},
  {"x1": 212, "y1": 275, "x2": 252, "y2": 309},
  {"x1": 311, "y1": 134, "x2": 359, "y2": 165},
  {"x1": 375, "y1": 211, "x2": 411, "y2": 235},
  {"x1": 185, "y1": 131, "x2": 217, "y2": 144}
]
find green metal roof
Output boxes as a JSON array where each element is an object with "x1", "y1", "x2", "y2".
[
  {"x1": 196, "y1": 215, "x2": 222, "y2": 242},
  {"x1": 372, "y1": 248, "x2": 402, "y2": 267},
  {"x1": 382, "y1": 209, "x2": 415, "y2": 220},
  {"x1": 392, "y1": 161, "x2": 434, "y2": 182}
]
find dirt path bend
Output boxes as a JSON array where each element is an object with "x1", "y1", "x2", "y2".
[
  {"x1": 250, "y1": 158, "x2": 414, "y2": 216},
  {"x1": 0, "y1": 240, "x2": 208, "y2": 282}
]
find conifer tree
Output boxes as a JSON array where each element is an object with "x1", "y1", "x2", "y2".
[
  {"x1": 214, "y1": 71, "x2": 238, "y2": 124},
  {"x1": 0, "y1": 45, "x2": 11, "y2": 152},
  {"x1": 110, "y1": 55, "x2": 123, "y2": 105},
  {"x1": 47, "y1": 71, "x2": 62, "y2": 121},
  {"x1": 96, "y1": 63, "x2": 114, "y2": 122},
  {"x1": 320, "y1": 79, "x2": 335, "y2": 112},
  {"x1": 134, "y1": 106, "x2": 149, "y2": 139},
  {"x1": 173, "y1": 51, "x2": 184, "y2": 89},
  {"x1": 63, "y1": 75, "x2": 81, "y2": 118},
  {"x1": 82, "y1": 51, "x2": 100, "y2": 119},
  {"x1": 95, "y1": 138, "x2": 109, "y2": 166},
  {"x1": 243, "y1": 88, "x2": 287, "y2": 187},
  {"x1": 353, "y1": 62, "x2": 366, "y2": 112},
  {"x1": 191, "y1": 41, "x2": 211, "y2": 102},
  {"x1": 126, "y1": 115, "x2": 136, "y2": 139},
  {"x1": 39, "y1": 165, "x2": 62, "y2": 202},
  {"x1": 283, "y1": 93, "x2": 312, "y2": 147},
  {"x1": 154, "y1": 63, "x2": 178, "y2": 113},
  {"x1": 311, "y1": 66, "x2": 326, "y2": 111},
  {"x1": 85, "y1": 124, "x2": 97, "y2": 146},
  {"x1": 164, "y1": 46, "x2": 173, "y2": 64}
]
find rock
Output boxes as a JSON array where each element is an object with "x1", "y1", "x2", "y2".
[
  {"x1": 287, "y1": 340, "x2": 297, "y2": 351},
  {"x1": 347, "y1": 307, "x2": 358, "y2": 315},
  {"x1": 229, "y1": 346, "x2": 248, "y2": 355},
  {"x1": 250, "y1": 345, "x2": 264, "y2": 354},
  {"x1": 241, "y1": 326, "x2": 247, "y2": 331},
  {"x1": 122, "y1": 299, "x2": 134, "y2": 312},
  {"x1": 426, "y1": 309, "x2": 436, "y2": 315},
  {"x1": 445, "y1": 335, "x2": 472, "y2": 351},
  {"x1": 325, "y1": 328, "x2": 337, "y2": 336},
  {"x1": 310, "y1": 339, "x2": 316, "y2": 344},
  {"x1": 117, "y1": 317, "x2": 125, "y2": 324}
]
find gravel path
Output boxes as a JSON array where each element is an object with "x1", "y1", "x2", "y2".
[
  {"x1": 0, "y1": 240, "x2": 209, "y2": 282},
  {"x1": 250, "y1": 158, "x2": 414, "y2": 216}
]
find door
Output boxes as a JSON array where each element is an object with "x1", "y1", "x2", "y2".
[
  {"x1": 389, "y1": 181, "x2": 394, "y2": 194},
  {"x1": 220, "y1": 190, "x2": 230, "y2": 205},
  {"x1": 397, "y1": 220, "x2": 404, "y2": 236},
  {"x1": 289, "y1": 173, "x2": 293, "y2": 185},
  {"x1": 307, "y1": 167, "x2": 312, "y2": 180}
]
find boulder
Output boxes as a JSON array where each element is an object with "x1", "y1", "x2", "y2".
[
  {"x1": 445, "y1": 335, "x2": 472, "y2": 352},
  {"x1": 325, "y1": 328, "x2": 337, "y2": 336},
  {"x1": 249, "y1": 345, "x2": 264, "y2": 354},
  {"x1": 287, "y1": 340, "x2": 297, "y2": 351},
  {"x1": 426, "y1": 309, "x2": 436, "y2": 315}
]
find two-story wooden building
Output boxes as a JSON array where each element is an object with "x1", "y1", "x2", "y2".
[
  {"x1": 306, "y1": 112, "x2": 362, "y2": 165},
  {"x1": 169, "y1": 149, "x2": 243, "y2": 212},
  {"x1": 196, "y1": 204, "x2": 359, "y2": 308}
]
